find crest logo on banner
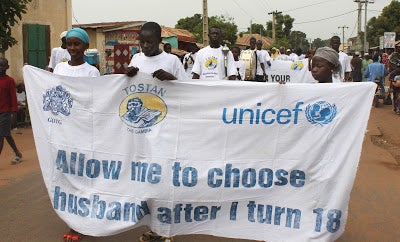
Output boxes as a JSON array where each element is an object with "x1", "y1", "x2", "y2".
[
  {"x1": 42, "y1": 85, "x2": 73, "y2": 116},
  {"x1": 119, "y1": 93, "x2": 167, "y2": 128},
  {"x1": 291, "y1": 61, "x2": 304, "y2": 71},
  {"x1": 205, "y1": 57, "x2": 218, "y2": 69},
  {"x1": 305, "y1": 101, "x2": 337, "y2": 126}
]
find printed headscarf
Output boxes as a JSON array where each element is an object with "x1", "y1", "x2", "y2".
[{"x1": 313, "y1": 47, "x2": 342, "y2": 77}]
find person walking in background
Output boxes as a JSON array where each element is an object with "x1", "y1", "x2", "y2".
[
  {"x1": 388, "y1": 53, "x2": 400, "y2": 114},
  {"x1": 361, "y1": 53, "x2": 373, "y2": 81},
  {"x1": 192, "y1": 26, "x2": 236, "y2": 80},
  {"x1": 15, "y1": 83, "x2": 27, "y2": 125},
  {"x1": 364, "y1": 53, "x2": 387, "y2": 100},
  {"x1": 163, "y1": 43, "x2": 172, "y2": 54},
  {"x1": 255, "y1": 40, "x2": 270, "y2": 82},
  {"x1": 231, "y1": 46, "x2": 246, "y2": 80},
  {"x1": 48, "y1": 31, "x2": 71, "y2": 72},
  {"x1": 0, "y1": 57, "x2": 23, "y2": 164},
  {"x1": 351, "y1": 52, "x2": 363, "y2": 82},
  {"x1": 330, "y1": 36, "x2": 351, "y2": 82},
  {"x1": 182, "y1": 44, "x2": 199, "y2": 79}
]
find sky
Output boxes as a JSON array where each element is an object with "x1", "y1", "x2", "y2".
[{"x1": 71, "y1": 0, "x2": 393, "y2": 41}]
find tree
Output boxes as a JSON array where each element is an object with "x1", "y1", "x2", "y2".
[
  {"x1": 176, "y1": 14, "x2": 238, "y2": 46},
  {"x1": 312, "y1": 38, "x2": 329, "y2": 49},
  {"x1": 242, "y1": 23, "x2": 267, "y2": 36},
  {"x1": 175, "y1": 14, "x2": 203, "y2": 42},
  {"x1": 0, "y1": 0, "x2": 32, "y2": 54},
  {"x1": 367, "y1": 0, "x2": 400, "y2": 47}
]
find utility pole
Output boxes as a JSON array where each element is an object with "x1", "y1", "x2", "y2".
[
  {"x1": 268, "y1": 10, "x2": 282, "y2": 42},
  {"x1": 354, "y1": 0, "x2": 374, "y2": 53},
  {"x1": 355, "y1": 0, "x2": 362, "y2": 51},
  {"x1": 338, "y1": 26, "x2": 349, "y2": 51},
  {"x1": 364, "y1": 0, "x2": 374, "y2": 53},
  {"x1": 202, "y1": 0, "x2": 208, "y2": 46}
]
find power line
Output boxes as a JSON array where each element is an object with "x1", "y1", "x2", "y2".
[
  {"x1": 282, "y1": 0, "x2": 332, "y2": 13},
  {"x1": 294, "y1": 10, "x2": 357, "y2": 24}
]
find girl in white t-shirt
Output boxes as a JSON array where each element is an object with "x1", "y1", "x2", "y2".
[
  {"x1": 53, "y1": 28, "x2": 100, "y2": 78},
  {"x1": 54, "y1": 27, "x2": 99, "y2": 242},
  {"x1": 231, "y1": 46, "x2": 246, "y2": 80}
]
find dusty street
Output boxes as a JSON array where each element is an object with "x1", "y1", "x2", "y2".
[{"x1": 1, "y1": 103, "x2": 399, "y2": 242}]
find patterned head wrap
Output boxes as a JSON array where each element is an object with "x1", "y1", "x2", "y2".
[
  {"x1": 313, "y1": 47, "x2": 342, "y2": 77},
  {"x1": 66, "y1": 28, "x2": 89, "y2": 44}
]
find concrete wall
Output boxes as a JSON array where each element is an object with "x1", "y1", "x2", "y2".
[{"x1": 5, "y1": 0, "x2": 72, "y2": 81}]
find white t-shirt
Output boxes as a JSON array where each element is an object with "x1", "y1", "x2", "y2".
[
  {"x1": 48, "y1": 47, "x2": 71, "y2": 69},
  {"x1": 53, "y1": 62, "x2": 100, "y2": 77},
  {"x1": 234, "y1": 59, "x2": 246, "y2": 81},
  {"x1": 255, "y1": 50, "x2": 266, "y2": 75},
  {"x1": 128, "y1": 51, "x2": 187, "y2": 80},
  {"x1": 192, "y1": 46, "x2": 236, "y2": 80},
  {"x1": 182, "y1": 52, "x2": 197, "y2": 78},
  {"x1": 333, "y1": 51, "x2": 352, "y2": 82},
  {"x1": 256, "y1": 49, "x2": 272, "y2": 75}
]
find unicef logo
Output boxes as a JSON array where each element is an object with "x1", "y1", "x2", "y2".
[
  {"x1": 119, "y1": 93, "x2": 167, "y2": 128},
  {"x1": 43, "y1": 85, "x2": 73, "y2": 116},
  {"x1": 291, "y1": 61, "x2": 304, "y2": 71},
  {"x1": 305, "y1": 101, "x2": 337, "y2": 126}
]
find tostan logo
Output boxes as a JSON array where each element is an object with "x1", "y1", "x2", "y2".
[
  {"x1": 305, "y1": 101, "x2": 337, "y2": 126},
  {"x1": 43, "y1": 85, "x2": 73, "y2": 116},
  {"x1": 291, "y1": 61, "x2": 304, "y2": 71},
  {"x1": 205, "y1": 57, "x2": 218, "y2": 69},
  {"x1": 119, "y1": 93, "x2": 167, "y2": 128}
]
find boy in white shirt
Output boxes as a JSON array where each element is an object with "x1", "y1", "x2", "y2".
[
  {"x1": 192, "y1": 26, "x2": 236, "y2": 80},
  {"x1": 125, "y1": 22, "x2": 186, "y2": 81}
]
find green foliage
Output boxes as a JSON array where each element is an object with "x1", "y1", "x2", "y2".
[
  {"x1": 175, "y1": 14, "x2": 203, "y2": 42},
  {"x1": 312, "y1": 38, "x2": 329, "y2": 49},
  {"x1": 175, "y1": 14, "x2": 238, "y2": 46},
  {"x1": 367, "y1": 0, "x2": 400, "y2": 47},
  {"x1": 242, "y1": 23, "x2": 267, "y2": 36},
  {"x1": 0, "y1": 0, "x2": 32, "y2": 53}
]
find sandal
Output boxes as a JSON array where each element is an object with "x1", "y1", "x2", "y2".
[
  {"x1": 11, "y1": 154, "x2": 22, "y2": 165},
  {"x1": 139, "y1": 231, "x2": 173, "y2": 242},
  {"x1": 63, "y1": 229, "x2": 85, "y2": 242}
]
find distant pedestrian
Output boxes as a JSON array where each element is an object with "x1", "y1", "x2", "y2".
[
  {"x1": 231, "y1": 46, "x2": 246, "y2": 80},
  {"x1": 351, "y1": 52, "x2": 362, "y2": 82},
  {"x1": 182, "y1": 44, "x2": 200, "y2": 78},
  {"x1": 388, "y1": 53, "x2": 400, "y2": 114},
  {"x1": 48, "y1": 31, "x2": 71, "y2": 72},
  {"x1": 0, "y1": 57, "x2": 23, "y2": 164},
  {"x1": 330, "y1": 36, "x2": 351, "y2": 82},
  {"x1": 163, "y1": 43, "x2": 172, "y2": 54}
]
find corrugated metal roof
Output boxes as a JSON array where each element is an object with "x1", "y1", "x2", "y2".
[
  {"x1": 235, "y1": 34, "x2": 273, "y2": 49},
  {"x1": 73, "y1": 21, "x2": 146, "y2": 31},
  {"x1": 161, "y1": 26, "x2": 195, "y2": 41}
]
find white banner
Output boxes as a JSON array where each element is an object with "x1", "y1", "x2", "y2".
[
  {"x1": 265, "y1": 59, "x2": 315, "y2": 83},
  {"x1": 23, "y1": 66, "x2": 374, "y2": 242}
]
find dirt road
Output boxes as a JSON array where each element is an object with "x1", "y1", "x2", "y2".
[{"x1": 1, "y1": 103, "x2": 399, "y2": 242}]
